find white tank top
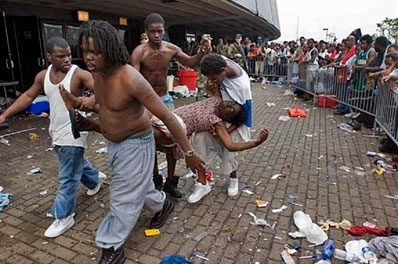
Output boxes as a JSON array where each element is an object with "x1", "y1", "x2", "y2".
[
  {"x1": 220, "y1": 57, "x2": 252, "y2": 142},
  {"x1": 305, "y1": 47, "x2": 319, "y2": 67},
  {"x1": 44, "y1": 64, "x2": 88, "y2": 148}
]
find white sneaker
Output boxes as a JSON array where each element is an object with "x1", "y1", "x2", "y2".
[
  {"x1": 228, "y1": 178, "x2": 239, "y2": 197},
  {"x1": 345, "y1": 112, "x2": 360, "y2": 119},
  {"x1": 187, "y1": 182, "x2": 211, "y2": 203},
  {"x1": 44, "y1": 214, "x2": 75, "y2": 238},
  {"x1": 87, "y1": 172, "x2": 106, "y2": 196}
]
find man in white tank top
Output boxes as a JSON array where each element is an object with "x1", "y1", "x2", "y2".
[{"x1": 0, "y1": 37, "x2": 105, "y2": 238}]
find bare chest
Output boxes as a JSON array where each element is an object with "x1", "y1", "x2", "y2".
[{"x1": 141, "y1": 50, "x2": 174, "y2": 72}]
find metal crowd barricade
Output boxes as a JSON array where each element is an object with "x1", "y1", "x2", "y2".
[
  {"x1": 248, "y1": 56, "x2": 288, "y2": 81},
  {"x1": 321, "y1": 66, "x2": 377, "y2": 116},
  {"x1": 375, "y1": 81, "x2": 398, "y2": 145},
  {"x1": 289, "y1": 62, "x2": 310, "y2": 94},
  {"x1": 287, "y1": 61, "x2": 398, "y2": 146}
]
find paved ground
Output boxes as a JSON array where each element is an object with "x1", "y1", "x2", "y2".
[{"x1": 0, "y1": 83, "x2": 397, "y2": 264}]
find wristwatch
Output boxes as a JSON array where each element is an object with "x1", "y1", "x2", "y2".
[{"x1": 184, "y1": 150, "x2": 195, "y2": 157}]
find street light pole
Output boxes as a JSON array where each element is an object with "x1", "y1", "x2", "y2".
[{"x1": 323, "y1": 28, "x2": 329, "y2": 41}]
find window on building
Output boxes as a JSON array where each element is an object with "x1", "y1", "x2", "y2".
[
  {"x1": 66, "y1": 25, "x2": 80, "y2": 58},
  {"x1": 43, "y1": 23, "x2": 63, "y2": 42}
]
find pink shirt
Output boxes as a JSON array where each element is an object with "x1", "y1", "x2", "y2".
[{"x1": 173, "y1": 96, "x2": 222, "y2": 136}]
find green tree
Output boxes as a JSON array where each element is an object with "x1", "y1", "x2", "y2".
[{"x1": 376, "y1": 17, "x2": 398, "y2": 43}]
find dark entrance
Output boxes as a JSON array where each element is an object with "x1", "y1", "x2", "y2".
[{"x1": 13, "y1": 15, "x2": 45, "y2": 91}]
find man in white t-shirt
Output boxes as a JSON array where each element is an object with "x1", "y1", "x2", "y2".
[{"x1": 0, "y1": 37, "x2": 105, "y2": 238}]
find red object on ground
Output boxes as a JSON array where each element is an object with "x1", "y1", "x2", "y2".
[
  {"x1": 205, "y1": 171, "x2": 214, "y2": 182},
  {"x1": 318, "y1": 95, "x2": 337, "y2": 108},
  {"x1": 348, "y1": 226, "x2": 390, "y2": 236},
  {"x1": 194, "y1": 170, "x2": 214, "y2": 182},
  {"x1": 178, "y1": 69, "x2": 198, "y2": 91},
  {"x1": 288, "y1": 108, "x2": 307, "y2": 118}
]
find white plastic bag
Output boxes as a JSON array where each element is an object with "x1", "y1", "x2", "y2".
[
  {"x1": 288, "y1": 211, "x2": 328, "y2": 245},
  {"x1": 345, "y1": 240, "x2": 369, "y2": 263},
  {"x1": 173, "y1": 85, "x2": 189, "y2": 97}
]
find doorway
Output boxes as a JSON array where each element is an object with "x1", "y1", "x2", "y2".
[{"x1": 13, "y1": 15, "x2": 45, "y2": 91}]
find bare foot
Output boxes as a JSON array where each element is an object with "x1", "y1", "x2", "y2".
[{"x1": 59, "y1": 84, "x2": 83, "y2": 109}]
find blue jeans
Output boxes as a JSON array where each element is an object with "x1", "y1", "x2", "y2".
[
  {"x1": 338, "y1": 84, "x2": 351, "y2": 113},
  {"x1": 51, "y1": 145, "x2": 99, "y2": 219}
]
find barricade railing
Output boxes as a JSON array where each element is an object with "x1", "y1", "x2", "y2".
[
  {"x1": 290, "y1": 65, "x2": 378, "y2": 117},
  {"x1": 288, "y1": 62, "x2": 398, "y2": 146},
  {"x1": 248, "y1": 57, "x2": 288, "y2": 79},
  {"x1": 322, "y1": 66, "x2": 377, "y2": 116},
  {"x1": 374, "y1": 81, "x2": 398, "y2": 145},
  {"x1": 289, "y1": 62, "x2": 318, "y2": 97}
]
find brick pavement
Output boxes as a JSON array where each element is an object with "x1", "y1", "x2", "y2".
[{"x1": 0, "y1": 83, "x2": 397, "y2": 264}]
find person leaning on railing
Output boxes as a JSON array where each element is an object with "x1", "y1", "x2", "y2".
[
  {"x1": 369, "y1": 52, "x2": 398, "y2": 153},
  {"x1": 379, "y1": 53, "x2": 398, "y2": 87},
  {"x1": 368, "y1": 45, "x2": 398, "y2": 80}
]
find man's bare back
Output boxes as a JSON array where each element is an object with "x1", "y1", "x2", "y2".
[
  {"x1": 132, "y1": 41, "x2": 179, "y2": 96},
  {"x1": 94, "y1": 64, "x2": 152, "y2": 142}
]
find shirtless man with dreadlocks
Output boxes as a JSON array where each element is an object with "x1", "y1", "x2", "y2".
[{"x1": 76, "y1": 20, "x2": 204, "y2": 264}]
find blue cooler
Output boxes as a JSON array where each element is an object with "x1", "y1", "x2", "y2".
[{"x1": 24, "y1": 95, "x2": 50, "y2": 114}]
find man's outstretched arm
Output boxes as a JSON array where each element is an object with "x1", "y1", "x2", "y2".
[{"x1": 0, "y1": 71, "x2": 45, "y2": 123}]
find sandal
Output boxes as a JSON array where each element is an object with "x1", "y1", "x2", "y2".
[{"x1": 68, "y1": 108, "x2": 81, "y2": 139}]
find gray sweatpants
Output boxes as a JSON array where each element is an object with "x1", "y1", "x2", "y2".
[{"x1": 95, "y1": 132, "x2": 165, "y2": 249}]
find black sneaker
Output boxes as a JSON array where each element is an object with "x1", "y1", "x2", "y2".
[
  {"x1": 163, "y1": 177, "x2": 182, "y2": 198},
  {"x1": 98, "y1": 246, "x2": 126, "y2": 264},
  {"x1": 149, "y1": 196, "x2": 174, "y2": 229},
  {"x1": 153, "y1": 174, "x2": 164, "y2": 191}
]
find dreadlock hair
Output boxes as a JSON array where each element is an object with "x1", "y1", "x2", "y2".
[
  {"x1": 144, "y1": 13, "x2": 165, "y2": 29},
  {"x1": 201, "y1": 53, "x2": 227, "y2": 76},
  {"x1": 46, "y1": 37, "x2": 69, "y2": 53},
  {"x1": 78, "y1": 20, "x2": 129, "y2": 74}
]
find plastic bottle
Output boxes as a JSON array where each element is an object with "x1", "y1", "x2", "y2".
[
  {"x1": 322, "y1": 240, "x2": 335, "y2": 260},
  {"x1": 334, "y1": 249, "x2": 360, "y2": 262},
  {"x1": 362, "y1": 246, "x2": 378, "y2": 264}
]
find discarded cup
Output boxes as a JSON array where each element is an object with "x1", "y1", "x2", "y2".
[
  {"x1": 27, "y1": 168, "x2": 41, "y2": 175},
  {"x1": 367, "y1": 151, "x2": 377, "y2": 157}
]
